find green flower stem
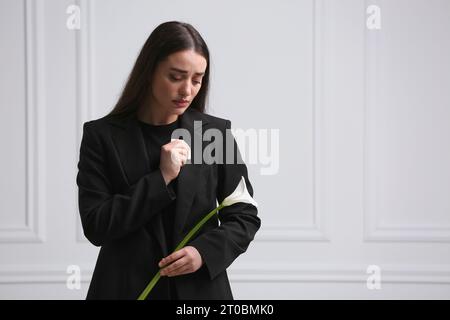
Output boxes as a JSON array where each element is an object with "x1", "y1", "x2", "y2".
[
  {"x1": 137, "y1": 270, "x2": 161, "y2": 301},
  {"x1": 137, "y1": 203, "x2": 225, "y2": 300}
]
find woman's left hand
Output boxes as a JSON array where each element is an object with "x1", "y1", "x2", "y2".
[{"x1": 158, "y1": 246, "x2": 204, "y2": 277}]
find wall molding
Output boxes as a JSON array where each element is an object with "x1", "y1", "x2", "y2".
[
  {"x1": 0, "y1": 0, "x2": 46, "y2": 243},
  {"x1": 229, "y1": 263, "x2": 450, "y2": 284},
  {"x1": 0, "y1": 265, "x2": 92, "y2": 284},
  {"x1": 1, "y1": 263, "x2": 449, "y2": 285},
  {"x1": 362, "y1": 0, "x2": 450, "y2": 242},
  {"x1": 75, "y1": 0, "x2": 94, "y2": 243},
  {"x1": 241, "y1": 0, "x2": 331, "y2": 242}
]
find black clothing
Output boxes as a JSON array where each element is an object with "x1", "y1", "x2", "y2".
[
  {"x1": 77, "y1": 108, "x2": 260, "y2": 300},
  {"x1": 138, "y1": 118, "x2": 179, "y2": 299}
]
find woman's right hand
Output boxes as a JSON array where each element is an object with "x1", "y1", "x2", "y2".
[{"x1": 159, "y1": 139, "x2": 191, "y2": 185}]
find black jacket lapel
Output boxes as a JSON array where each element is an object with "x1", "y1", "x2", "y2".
[{"x1": 108, "y1": 112, "x2": 150, "y2": 186}]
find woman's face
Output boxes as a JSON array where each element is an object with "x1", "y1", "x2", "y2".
[{"x1": 149, "y1": 49, "x2": 207, "y2": 119}]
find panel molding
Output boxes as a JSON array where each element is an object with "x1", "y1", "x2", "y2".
[
  {"x1": 0, "y1": 0, "x2": 46, "y2": 243},
  {"x1": 229, "y1": 263, "x2": 450, "y2": 284},
  {"x1": 0, "y1": 264, "x2": 92, "y2": 284},
  {"x1": 1, "y1": 263, "x2": 449, "y2": 285},
  {"x1": 75, "y1": 0, "x2": 94, "y2": 243},
  {"x1": 259, "y1": 0, "x2": 330, "y2": 242},
  {"x1": 363, "y1": 0, "x2": 450, "y2": 242}
]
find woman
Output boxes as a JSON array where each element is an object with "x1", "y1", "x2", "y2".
[{"x1": 76, "y1": 21, "x2": 260, "y2": 300}]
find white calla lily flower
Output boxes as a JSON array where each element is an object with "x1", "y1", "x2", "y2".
[{"x1": 222, "y1": 176, "x2": 258, "y2": 208}]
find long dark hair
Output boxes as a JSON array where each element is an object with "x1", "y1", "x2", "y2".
[{"x1": 107, "y1": 21, "x2": 210, "y2": 118}]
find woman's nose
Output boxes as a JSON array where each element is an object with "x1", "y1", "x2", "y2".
[{"x1": 179, "y1": 81, "x2": 191, "y2": 97}]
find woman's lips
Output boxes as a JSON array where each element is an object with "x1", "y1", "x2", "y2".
[{"x1": 173, "y1": 100, "x2": 189, "y2": 108}]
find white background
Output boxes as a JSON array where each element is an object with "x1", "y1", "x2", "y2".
[{"x1": 1, "y1": 0, "x2": 449, "y2": 299}]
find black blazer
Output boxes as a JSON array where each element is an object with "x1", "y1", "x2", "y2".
[{"x1": 76, "y1": 107, "x2": 261, "y2": 299}]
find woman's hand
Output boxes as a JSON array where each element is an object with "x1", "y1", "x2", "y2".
[
  {"x1": 158, "y1": 246, "x2": 204, "y2": 277},
  {"x1": 159, "y1": 139, "x2": 190, "y2": 185}
]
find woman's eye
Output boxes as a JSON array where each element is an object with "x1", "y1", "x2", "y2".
[
  {"x1": 169, "y1": 74, "x2": 201, "y2": 85},
  {"x1": 169, "y1": 75, "x2": 182, "y2": 81}
]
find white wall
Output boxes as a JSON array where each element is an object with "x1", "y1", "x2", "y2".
[{"x1": 1, "y1": 0, "x2": 449, "y2": 299}]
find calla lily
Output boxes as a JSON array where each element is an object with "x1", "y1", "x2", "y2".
[
  {"x1": 222, "y1": 176, "x2": 258, "y2": 208},
  {"x1": 137, "y1": 175, "x2": 257, "y2": 300}
]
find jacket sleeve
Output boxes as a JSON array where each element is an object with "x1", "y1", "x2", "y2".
[
  {"x1": 189, "y1": 120, "x2": 261, "y2": 280},
  {"x1": 76, "y1": 121, "x2": 176, "y2": 247}
]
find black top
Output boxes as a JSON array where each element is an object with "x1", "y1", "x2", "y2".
[
  {"x1": 138, "y1": 117, "x2": 179, "y2": 299},
  {"x1": 139, "y1": 118, "x2": 178, "y2": 248}
]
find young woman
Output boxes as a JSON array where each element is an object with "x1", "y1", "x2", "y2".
[{"x1": 76, "y1": 21, "x2": 260, "y2": 300}]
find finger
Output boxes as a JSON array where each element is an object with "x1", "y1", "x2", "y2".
[
  {"x1": 179, "y1": 140, "x2": 191, "y2": 152},
  {"x1": 160, "y1": 258, "x2": 184, "y2": 275},
  {"x1": 180, "y1": 141, "x2": 191, "y2": 160},
  {"x1": 170, "y1": 139, "x2": 190, "y2": 150},
  {"x1": 159, "y1": 248, "x2": 186, "y2": 268},
  {"x1": 169, "y1": 151, "x2": 187, "y2": 166},
  {"x1": 171, "y1": 139, "x2": 191, "y2": 159},
  {"x1": 161, "y1": 257, "x2": 188, "y2": 276},
  {"x1": 172, "y1": 147, "x2": 187, "y2": 157},
  {"x1": 174, "y1": 147, "x2": 188, "y2": 158},
  {"x1": 167, "y1": 265, "x2": 191, "y2": 277},
  {"x1": 164, "y1": 259, "x2": 191, "y2": 277},
  {"x1": 169, "y1": 148, "x2": 187, "y2": 164},
  {"x1": 169, "y1": 151, "x2": 179, "y2": 165},
  {"x1": 167, "y1": 140, "x2": 185, "y2": 152}
]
